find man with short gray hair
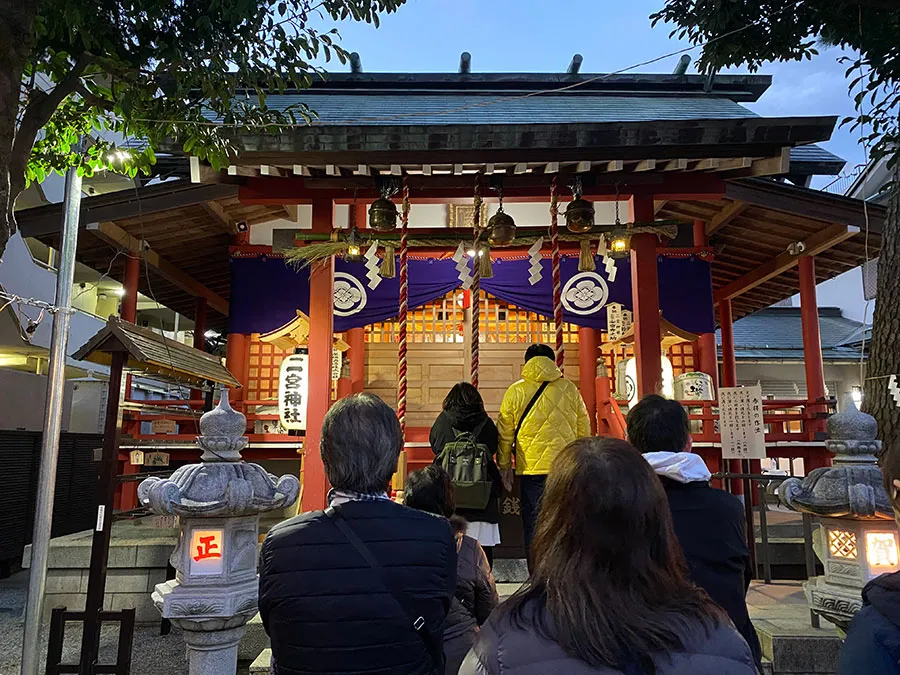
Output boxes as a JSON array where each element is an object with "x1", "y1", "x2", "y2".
[{"x1": 260, "y1": 393, "x2": 457, "y2": 675}]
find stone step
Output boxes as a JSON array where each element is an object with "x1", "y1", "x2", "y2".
[
  {"x1": 238, "y1": 612, "x2": 268, "y2": 662},
  {"x1": 755, "y1": 618, "x2": 842, "y2": 674},
  {"x1": 250, "y1": 648, "x2": 272, "y2": 674}
]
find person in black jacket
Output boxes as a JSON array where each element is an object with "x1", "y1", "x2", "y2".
[
  {"x1": 405, "y1": 465, "x2": 499, "y2": 675},
  {"x1": 626, "y1": 394, "x2": 762, "y2": 671},
  {"x1": 430, "y1": 382, "x2": 502, "y2": 566},
  {"x1": 259, "y1": 393, "x2": 457, "y2": 675},
  {"x1": 837, "y1": 446, "x2": 900, "y2": 675}
]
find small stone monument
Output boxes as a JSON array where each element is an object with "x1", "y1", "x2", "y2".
[
  {"x1": 138, "y1": 390, "x2": 300, "y2": 674},
  {"x1": 780, "y1": 397, "x2": 899, "y2": 628}
]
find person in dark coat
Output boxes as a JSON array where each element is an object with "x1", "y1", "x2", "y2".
[
  {"x1": 405, "y1": 465, "x2": 499, "y2": 675},
  {"x1": 460, "y1": 437, "x2": 755, "y2": 675},
  {"x1": 837, "y1": 447, "x2": 900, "y2": 675},
  {"x1": 430, "y1": 382, "x2": 502, "y2": 566},
  {"x1": 626, "y1": 394, "x2": 763, "y2": 672},
  {"x1": 259, "y1": 393, "x2": 457, "y2": 675}
]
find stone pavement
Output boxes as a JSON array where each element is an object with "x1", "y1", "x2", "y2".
[{"x1": 0, "y1": 571, "x2": 842, "y2": 675}]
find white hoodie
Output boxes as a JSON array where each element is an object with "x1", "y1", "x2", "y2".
[{"x1": 643, "y1": 451, "x2": 711, "y2": 484}]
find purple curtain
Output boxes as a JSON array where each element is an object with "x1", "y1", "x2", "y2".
[{"x1": 228, "y1": 254, "x2": 714, "y2": 335}]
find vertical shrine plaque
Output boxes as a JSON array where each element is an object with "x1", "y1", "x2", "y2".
[
  {"x1": 279, "y1": 352, "x2": 309, "y2": 431},
  {"x1": 719, "y1": 385, "x2": 766, "y2": 459}
]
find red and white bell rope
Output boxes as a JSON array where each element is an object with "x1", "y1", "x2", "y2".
[
  {"x1": 471, "y1": 176, "x2": 483, "y2": 388},
  {"x1": 397, "y1": 181, "x2": 410, "y2": 434},
  {"x1": 550, "y1": 177, "x2": 564, "y2": 369}
]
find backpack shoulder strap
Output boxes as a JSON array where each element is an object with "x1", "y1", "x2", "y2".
[
  {"x1": 514, "y1": 380, "x2": 551, "y2": 441},
  {"x1": 325, "y1": 505, "x2": 444, "y2": 673}
]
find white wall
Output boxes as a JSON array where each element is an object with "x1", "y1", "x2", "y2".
[{"x1": 784, "y1": 267, "x2": 873, "y2": 323}]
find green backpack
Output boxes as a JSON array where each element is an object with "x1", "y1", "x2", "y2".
[{"x1": 438, "y1": 420, "x2": 492, "y2": 511}]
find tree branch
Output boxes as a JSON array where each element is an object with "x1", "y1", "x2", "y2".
[{"x1": 10, "y1": 53, "x2": 93, "y2": 179}]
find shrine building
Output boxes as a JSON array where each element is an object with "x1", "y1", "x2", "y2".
[{"x1": 16, "y1": 61, "x2": 886, "y2": 517}]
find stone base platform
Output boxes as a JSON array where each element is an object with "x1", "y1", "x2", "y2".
[
  {"x1": 749, "y1": 582, "x2": 843, "y2": 675},
  {"x1": 22, "y1": 519, "x2": 179, "y2": 624}
]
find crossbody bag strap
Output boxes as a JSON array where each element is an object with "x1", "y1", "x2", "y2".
[
  {"x1": 513, "y1": 380, "x2": 551, "y2": 443},
  {"x1": 325, "y1": 505, "x2": 444, "y2": 673}
]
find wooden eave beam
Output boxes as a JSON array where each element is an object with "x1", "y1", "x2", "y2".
[
  {"x1": 705, "y1": 200, "x2": 749, "y2": 236},
  {"x1": 85, "y1": 221, "x2": 229, "y2": 316},
  {"x1": 201, "y1": 200, "x2": 238, "y2": 234},
  {"x1": 713, "y1": 223, "x2": 859, "y2": 303}
]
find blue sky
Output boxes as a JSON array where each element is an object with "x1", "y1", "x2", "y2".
[{"x1": 324, "y1": 0, "x2": 867, "y2": 188}]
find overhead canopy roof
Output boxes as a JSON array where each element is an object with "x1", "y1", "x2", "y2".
[{"x1": 72, "y1": 317, "x2": 241, "y2": 388}]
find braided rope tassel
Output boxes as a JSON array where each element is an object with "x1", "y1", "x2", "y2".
[
  {"x1": 397, "y1": 180, "x2": 410, "y2": 435},
  {"x1": 471, "y1": 176, "x2": 483, "y2": 388},
  {"x1": 550, "y1": 177, "x2": 564, "y2": 369}
]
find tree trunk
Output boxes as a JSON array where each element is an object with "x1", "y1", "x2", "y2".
[
  {"x1": 0, "y1": 0, "x2": 37, "y2": 259},
  {"x1": 863, "y1": 154, "x2": 900, "y2": 446}
]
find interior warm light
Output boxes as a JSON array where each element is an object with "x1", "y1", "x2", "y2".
[
  {"x1": 866, "y1": 532, "x2": 899, "y2": 568},
  {"x1": 851, "y1": 385, "x2": 863, "y2": 406},
  {"x1": 466, "y1": 249, "x2": 484, "y2": 258},
  {"x1": 829, "y1": 529, "x2": 858, "y2": 559}
]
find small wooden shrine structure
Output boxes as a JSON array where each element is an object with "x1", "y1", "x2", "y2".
[{"x1": 16, "y1": 64, "x2": 887, "y2": 513}]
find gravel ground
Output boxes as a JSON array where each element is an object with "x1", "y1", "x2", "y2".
[{"x1": 0, "y1": 572, "x2": 250, "y2": 675}]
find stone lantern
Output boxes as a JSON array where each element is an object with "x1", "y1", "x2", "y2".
[
  {"x1": 138, "y1": 390, "x2": 300, "y2": 674},
  {"x1": 780, "y1": 398, "x2": 899, "y2": 628}
]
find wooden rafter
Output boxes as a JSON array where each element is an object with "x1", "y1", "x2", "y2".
[
  {"x1": 705, "y1": 200, "x2": 749, "y2": 236},
  {"x1": 85, "y1": 221, "x2": 229, "y2": 316},
  {"x1": 713, "y1": 223, "x2": 859, "y2": 303},
  {"x1": 201, "y1": 200, "x2": 237, "y2": 234}
]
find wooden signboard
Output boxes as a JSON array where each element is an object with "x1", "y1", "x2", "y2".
[
  {"x1": 719, "y1": 385, "x2": 766, "y2": 459},
  {"x1": 151, "y1": 418, "x2": 177, "y2": 435}
]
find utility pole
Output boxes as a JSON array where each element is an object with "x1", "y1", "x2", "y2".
[{"x1": 21, "y1": 154, "x2": 83, "y2": 675}]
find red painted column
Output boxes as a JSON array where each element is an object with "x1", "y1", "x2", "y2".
[
  {"x1": 719, "y1": 298, "x2": 743, "y2": 495},
  {"x1": 120, "y1": 254, "x2": 140, "y2": 323},
  {"x1": 630, "y1": 195, "x2": 662, "y2": 398},
  {"x1": 118, "y1": 254, "x2": 142, "y2": 510},
  {"x1": 302, "y1": 198, "x2": 335, "y2": 512},
  {"x1": 225, "y1": 333, "x2": 247, "y2": 402},
  {"x1": 578, "y1": 327, "x2": 599, "y2": 434},
  {"x1": 348, "y1": 327, "x2": 366, "y2": 394},
  {"x1": 799, "y1": 256, "x2": 829, "y2": 469},
  {"x1": 692, "y1": 220, "x2": 720, "y2": 391}
]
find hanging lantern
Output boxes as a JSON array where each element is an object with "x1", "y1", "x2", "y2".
[
  {"x1": 565, "y1": 198, "x2": 595, "y2": 233},
  {"x1": 607, "y1": 228, "x2": 631, "y2": 259},
  {"x1": 487, "y1": 211, "x2": 516, "y2": 245},
  {"x1": 565, "y1": 176, "x2": 595, "y2": 233},
  {"x1": 343, "y1": 225, "x2": 364, "y2": 262},
  {"x1": 487, "y1": 181, "x2": 516, "y2": 245},
  {"x1": 368, "y1": 197, "x2": 398, "y2": 232}
]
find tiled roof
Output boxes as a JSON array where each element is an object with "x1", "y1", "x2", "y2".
[
  {"x1": 716, "y1": 307, "x2": 868, "y2": 360},
  {"x1": 260, "y1": 91, "x2": 760, "y2": 126}
]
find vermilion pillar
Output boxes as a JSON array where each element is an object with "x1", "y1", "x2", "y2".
[
  {"x1": 225, "y1": 333, "x2": 247, "y2": 402},
  {"x1": 578, "y1": 327, "x2": 599, "y2": 434},
  {"x1": 692, "y1": 220, "x2": 719, "y2": 391},
  {"x1": 719, "y1": 298, "x2": 743, "y2": 494},
  {"x1": 719, "y1": 299, "x2": 737, "y2": 389},
  {"x1": 348, "y1": 327, "x2": 366, "y2": 394},
  {"x1": 301, "y1": 198, "x2": 335, "y2": 512},
  {"x1": 799, "y1": 256, "x2": 829, "y2": 455},
  {"x1": 630, "y1": 195, "x2": 662, "y2": 398},
  {"x1": 120, "y1": 255, "x2": 140, "y2": 323}
]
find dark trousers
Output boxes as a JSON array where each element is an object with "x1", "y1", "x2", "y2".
[{"x1": 519, "y1": 474, "x2": 547, "y2": 571}]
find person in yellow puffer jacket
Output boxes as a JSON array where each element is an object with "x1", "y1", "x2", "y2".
[{"x1": 497, "y1": 344, "x2": 591, "y2": 569}]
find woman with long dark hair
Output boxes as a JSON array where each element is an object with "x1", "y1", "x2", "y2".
[
  {"x1": 460, "y1": 437, "x2": 755, "y2": 675},
  {"x1": 430, "y1": 382, "x2": 502, "y2": 565}
]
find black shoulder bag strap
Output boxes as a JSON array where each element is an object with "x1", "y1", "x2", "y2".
[
  {"x1": 513, "y1": 380, "x2": 551, "y2": 449},
  {"x1": 325, "y1": 504, "x2": 444, "y2": 674}
]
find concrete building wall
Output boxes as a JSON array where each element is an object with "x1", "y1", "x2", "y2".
[{"x1": 0, "y1": 368, "x2": 74, "y2": 431}]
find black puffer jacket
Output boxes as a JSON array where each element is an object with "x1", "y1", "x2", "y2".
[
  {"x1": 838, "y1": 570, "x2": 900, "y2": 674},
  {"x1": 444, "y1": 517, "x2": 499, "y2": 675},
  {"x1": 459, "y1": 599, "x2": 756, "y2": 675},
  {"x1": 259, "y1": 499, "x2": 457, "y2": 675},
  {"x1": 430, "y1": 408, "x2": 501, "y2": 524}
]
